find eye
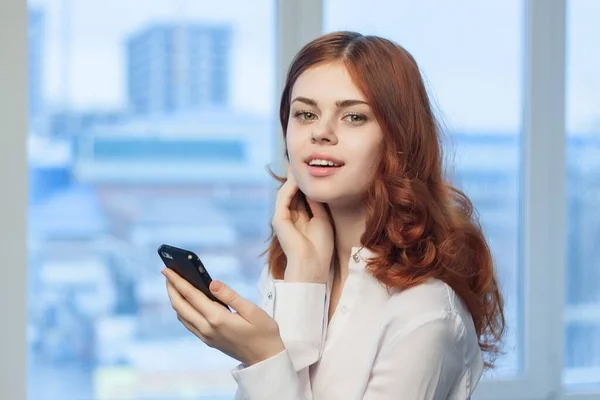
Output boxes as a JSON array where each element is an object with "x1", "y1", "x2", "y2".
[
  {"x1": 293, "y1": 110, "x2": 317, "y2": 122},
  {"x1": 343, "y1": 113, "x2": 368, "y2": 125}
]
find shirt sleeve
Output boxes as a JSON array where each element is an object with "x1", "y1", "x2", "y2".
[
  {"x1": 232, "y1": 265, "x2": 329, "y2": 400},
  {"x1": 232, "y1": 349, "x2": 304, "y2": 400},
  {"x1": 362, "y1": 312, "x2": 467, "y2": 400}
]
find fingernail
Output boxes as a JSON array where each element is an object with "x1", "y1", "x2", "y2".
[{"x1": 212, "y1": 281, "x2": 223, "y2": 292}]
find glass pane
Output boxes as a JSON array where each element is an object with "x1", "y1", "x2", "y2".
[
  {"x1": 27, "y1": 1, "x2": 276, "y2": 399},
  {"x1": 565, "y1": 0, "x2": 600, "y2": 390},
  {"x1": 324, "y1": 0, "x2": 524, "y2": 378}
]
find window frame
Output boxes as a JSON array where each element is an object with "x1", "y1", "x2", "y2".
[
  {"x1": 475, "y1": 0, "x2": 567, "y2": 398},
  {"x1": 0, "y1": 0, "x2": 27, "y2": 399}
]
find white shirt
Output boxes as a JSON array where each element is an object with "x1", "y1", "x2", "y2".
[{"x1": 231, "y1": 246, "x2": 484, "y2": 400}]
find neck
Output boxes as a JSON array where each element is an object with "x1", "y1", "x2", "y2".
[{"x1": 328, "y1": 201, "x2": 367, "y2": 270}]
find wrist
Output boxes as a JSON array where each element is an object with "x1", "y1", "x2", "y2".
[
  {"x1": 245, "y1": 339, "x2": 286, "y2": 366},
  {"x1": 284, "y1": 266, "x2": 328, "y2": 284}
]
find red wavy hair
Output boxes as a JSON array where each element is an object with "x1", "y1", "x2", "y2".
[{"x1": 264, "y1": 31, "x2": 505, "y2": 367}]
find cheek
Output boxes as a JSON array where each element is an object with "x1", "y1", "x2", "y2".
[
  {"x1": 285, "y1": 129, "x2": 306, "y2": 162},
  {"x1": 285, "y1": 134, "x2": 298, "y2": 161},
  {"x1": 363, "y1": 134, "x2": 384, "y2": 170},
  {"x1": 350, "y1": 139, "x2": 382, "y2": 170}
]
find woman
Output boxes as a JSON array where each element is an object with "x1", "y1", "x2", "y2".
[{"x1": 163, "y1": 31, "x2": 505, "y2": 399}]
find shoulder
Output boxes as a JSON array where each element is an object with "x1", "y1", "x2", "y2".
[
  {"x1": 386, "y1": 278, "x2": 462, "y2": 318},
  {"x1": 381, "y1": 279, "x2": 479, "y2": 354}
]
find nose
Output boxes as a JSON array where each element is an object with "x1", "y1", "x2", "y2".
[{"x1": 311, "y1": 122, "x2": 337, "y2": 145}]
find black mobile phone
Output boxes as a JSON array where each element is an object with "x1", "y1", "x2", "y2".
[{"x1": 157, "y1": 244, "x2": 230, "y2": 310}]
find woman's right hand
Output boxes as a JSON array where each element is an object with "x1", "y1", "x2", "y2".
[{"x1": 271, "y1": 164, "x2": 334, "y2": 283}]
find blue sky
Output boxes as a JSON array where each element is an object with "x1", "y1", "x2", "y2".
[
  {"x1": 29, "y1": 0, "x2": 599, "y2": 133},
  {"x1": 30, "y1": 0, "x2": 276, "y2": 115}
]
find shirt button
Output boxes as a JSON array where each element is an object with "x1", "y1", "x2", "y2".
[
  {"x1": 267, "y1": 292, "x2": 273, "y2": 300},
  {"x1": 352, "y1": 253, "x2": 360, "y2": 263},
  {"x1": 340, "y1": 305, "x2": 348, "y2": 314}
]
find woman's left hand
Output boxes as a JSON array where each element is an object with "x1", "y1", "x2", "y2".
[{"x1": 162, "y1": 268, "x2": 285, "y2": 366}]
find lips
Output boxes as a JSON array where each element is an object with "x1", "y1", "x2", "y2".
[
  {"x1": 304, "y1": 153, "x2": 344, "y2": 177},
  {"x1": 304, "y1": 153, "x2": 345, "y2": 167}
]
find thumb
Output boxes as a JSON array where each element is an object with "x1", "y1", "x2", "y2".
[
  {"x1": 209, "y1": 280, "x2": 255, "y2": 319},
  {"x1": 272, "y1": 217, "x2": 304, "y2": 249}
]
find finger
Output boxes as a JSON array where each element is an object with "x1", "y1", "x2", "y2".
[
  {"x1": 209, "y1": 280, "x2": 260, "y2": 322},
  {"x1": 286, "y1": 163, "x2": 295, "y2": 183},
  {"x1": 163, "y1": 269, "x2": 223, "y2": 321},
  {"x1": 275, "y1": 165, "x2": 307, "y2": 225},
  {"x1": 290, "y1": 192, "x2": 310, "y2": 227},
  {"x1": 177, "y1": 314, "x2": 203, "y2": 337},
  {"x1": 177, "y1": 314, "x2": 212, "y2": 344},
  {"x1": 294, "y1": 195, "x2": 310, "y2": 229},
  {"x1": 273, "y1": 178, "x2": 299, "y2": 222},
  {"x1": 165, "y1": 280, "x2": 214, "y2": 336},
  {"x1": 287, "y1": 167, "x2": 315, "y2": 224},
  {"x1": 289, "y1": 192, "x2": 300, "y2": 223},
  {"x1": 306, "y1": 197, "x2": 329, "y2": 219},
  {"x1": 272, "y1": 184, "x2": 303, "y2": 249}
]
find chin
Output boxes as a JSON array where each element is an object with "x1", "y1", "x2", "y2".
[
  {"x1": 300, "y1": 184, "x2": 364, "y2": 208},
  {"x1": 300, "y1": 186, "x2": 339, "y2": 204}
]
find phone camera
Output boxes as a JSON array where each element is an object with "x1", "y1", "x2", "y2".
[{"x1": 161, "y1": 251, "x2": 173, "y2": 260}]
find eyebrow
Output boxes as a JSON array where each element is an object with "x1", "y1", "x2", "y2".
[{"x1": 291, "y1": 96, "x2": 369, "y2": 108}]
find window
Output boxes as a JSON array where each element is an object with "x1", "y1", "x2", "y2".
[
  {"x1": 565, "y1": 0, "x2": 600, "y2": 391},
  {"x1": 26, "y1": 1, "x2": 275, "y2": 399},
  {"x1": 3, "y1": 1, "x2": 593, "y2": 399},
  {"x1": 324, "y1": 0, "x2": 524, "y2": 378}
]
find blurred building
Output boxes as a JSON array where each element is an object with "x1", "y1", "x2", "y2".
[{"x1": 126, "y1": 23, "x2": 232, "y2": 115}]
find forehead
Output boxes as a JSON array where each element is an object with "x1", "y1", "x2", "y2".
[{"x1": 291, "y1": 62, "x2": 366, "y2": 103}]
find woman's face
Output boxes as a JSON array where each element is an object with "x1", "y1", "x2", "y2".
[{"x1": 286, "y1": 62, "x2": 384, "y2": 207}]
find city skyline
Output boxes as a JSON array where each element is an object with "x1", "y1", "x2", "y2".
[
  {"x1": 27, "y1": 0, "x2": 276, "y2": 117},
  {"x1": 27, "y1": 0, "x2": 600, "y2": 134}
]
